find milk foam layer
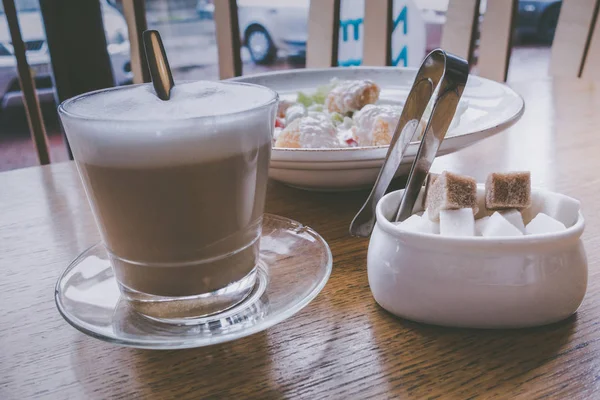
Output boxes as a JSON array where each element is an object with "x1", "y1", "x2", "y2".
[
  {"x1": 65, "y1": 81, "x2": 276, "y2": 121},
  {"x1": 60, "y1": 81, "x2": 278, "y2": 167}
]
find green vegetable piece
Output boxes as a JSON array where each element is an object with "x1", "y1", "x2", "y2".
[
  {"x1": 297, "y1": 91, "x2": 314, "y2": 107},
  {"x1": 331, "y1": 112, "x2": 344, "y2": 124},
  {"x1": 308, "y1": 104, "x2": 324, "y2": 112},
  {"x1": 297, "y1": 79, "x2": 340, "y2": 107},
  {"x1": 312, "y1": 89, "x2": 328, "y2": 105}
]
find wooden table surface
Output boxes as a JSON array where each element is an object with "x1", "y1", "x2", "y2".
[{"x1": 3, "y1": 78, "x2": 600, "y2": 399}]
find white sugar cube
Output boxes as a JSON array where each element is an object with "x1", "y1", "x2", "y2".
[
  {"x1": 421, "y1": 210, "x2": 440, "y2": 234},
  {"x1": 526, "y1": 213, "x2": 566, "y2": 235},
  {"x1": 520, "y1": 190, "x2": 544, "y2": 225},
  {"x1": 481, "y1": 212, "x2": 524, "y2": 237},
  {"x1": 521, "y1": 190, "x2": 581, "y2": 226},
  {"x1": 500, "y1": 210, "x2": 526, "y2": 233},
  {"x1": 397, "y1": 212, "x2": 439, "y2": 234},
  {"x1": 439, "y1": 208, "x2": 475, "y2": 237},
  {"x1": 542, "y1": 193, "x2": 581, "y2": 227},
  {"x1": 396, "y1": 214, "x2": 423, "y2": 231},
  {"x1": 475, "y1": 216, "x2": 490, "y2": 236}
]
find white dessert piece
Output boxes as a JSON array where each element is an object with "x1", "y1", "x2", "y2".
[
  {"x1": 352, "y1": 104, "x2": 403, "y2": 146},
  {"x1": 526, "y1": 213, "x2": 567, "y2": 235},
  {"x1": 284, "y1": 103, "x2": 307, "y2": 125},
  {"x1": 325, "y1": 79, "x2": 380, "y2": 114},
  {"x1": 275, "y1": 114, "x2": 339, "y2": 148},
  {"x1": 481, "y1": 212, "x2": 524, "y2": 237},
  {"x1": 439, "y1": 208, "x2": 475, "y2": 237}
]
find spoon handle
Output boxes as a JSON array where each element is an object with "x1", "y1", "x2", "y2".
[{"x1": 143, "y1": 30, "x2": 175, "y2": 101}]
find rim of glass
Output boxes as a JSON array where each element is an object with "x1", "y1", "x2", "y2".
[{"x1": 58, "y1": 81, "x2": 279, "y2": 123}]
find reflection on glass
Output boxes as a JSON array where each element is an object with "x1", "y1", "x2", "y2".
[
  {"x1": 143, "y1": 0, "x2": 309, "y2": 81},
  {"x1": 145, "y1": 0, "x2": 219, "y2": 81},
  {"x1": 238, "y1": 0, "x2": 308, "y2": 66},
  {"x1": 0, "y1": 0, "x2": 131, "y2": 99}
]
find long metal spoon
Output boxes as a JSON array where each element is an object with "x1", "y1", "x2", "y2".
[
  {"x1": 143, "y1": 30, "x2": 175, "y2": 100},
  {"x1": 349, "y1": 50, "x2": 468, "y2": 237}
]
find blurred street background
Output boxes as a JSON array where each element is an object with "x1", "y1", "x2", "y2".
[{"x1": 0, "y1": 0, "x2": 560, "y2": 171}]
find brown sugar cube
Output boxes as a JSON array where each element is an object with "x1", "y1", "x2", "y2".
[
  {"x1": 425, "y1": 171, "x2": 478, "y2": 221},
  {"x1": 485, "y1": 171, "x2": 531, "y2": 210},
  {"x1": 426, "y1": 172, "x2": 440, "y2": 188},
  {"x1": 420, "y1": 172, "x2": 440, "y2": 209}
]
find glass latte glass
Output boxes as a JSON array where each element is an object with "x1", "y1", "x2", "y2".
[{"x1": 59, "y1": 81, "x2": 278, "y2": 323}]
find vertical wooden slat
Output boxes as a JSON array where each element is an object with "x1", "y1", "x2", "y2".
[
  {"x1": 2, "y1": 0, "x2": 50, "y2": 165},
  {"x1": 551, "y1": 0, "x2": 599, "y2": 77},
  {"x1": 477, "y1": 0, "x2": 518, "y2": 82},
  {"x1": 581, "y1": 3, "x2": 600, "y2": 79},
  {"x1": 362, "y1": 0, "x2": 392, "y2": 66},
  {"x1": 40, "y1": 0, "x2": 115, "y2": 159},
  {"x1": 441, "y1": 0, "x2": 480, "y2": 64},
  {"x1": 40, "y1": 0, "x2": 114, "y2": 98},
  {"x1": 214, "y1": 0, "x2": 242, "y2": 79},
  {"x1": 306, "y1": 0, "x2": 341, "y2": 68},
  {"x1": 122, "y1": 0, "x2": 151, "y2": 84}
]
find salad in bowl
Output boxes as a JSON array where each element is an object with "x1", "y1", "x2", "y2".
[
  {"x1": 229, "y1": 67, "x2": 523, "y2": 190},
  {"x1": 273, "y1": 78, "x2": 468, "y2": 149}
]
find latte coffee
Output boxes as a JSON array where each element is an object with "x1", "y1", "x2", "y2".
[{"x1": 59, "y1": 81, "x2": 278, "y2": 322}]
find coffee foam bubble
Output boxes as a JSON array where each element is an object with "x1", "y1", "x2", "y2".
[{"x1": 60, "y1": 81, "x2": 277, "y2": 167}]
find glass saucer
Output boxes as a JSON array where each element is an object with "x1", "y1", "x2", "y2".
[{"x1": 55, "y1": 214, "x2": 332, "y2": 350}]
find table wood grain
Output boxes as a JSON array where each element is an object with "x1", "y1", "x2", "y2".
[{"x1": 2, "y1": 78, "x2": 600, "y2": 399}]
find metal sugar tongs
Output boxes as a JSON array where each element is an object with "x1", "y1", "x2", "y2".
[{"x1": 349, "y1": 49, "x2": 469, "y2": 237}]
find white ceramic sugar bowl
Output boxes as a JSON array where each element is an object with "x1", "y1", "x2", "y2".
[{"x1": 368, "y1": 189, "x2": 587, "y2": 329}]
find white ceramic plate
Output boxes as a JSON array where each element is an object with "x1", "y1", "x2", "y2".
[{"x1": 231, "y1": 67, "x2": 524, "y2": 191}]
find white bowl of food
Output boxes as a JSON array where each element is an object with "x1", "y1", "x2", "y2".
[
  {"x1": 231, "y1": 67, "x2": 525, "y2": 191},
  {"x1": 368, "y1": 183, "x2": 587, "y2": 329}
]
